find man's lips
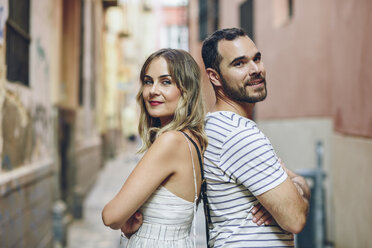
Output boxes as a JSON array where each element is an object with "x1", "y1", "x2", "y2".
[
  {"x1": 246, "y1": 79, "x2": 265, "y2": 86},
  {"x1": 149, "y1": 101, "x2": 163, "y2": 106}
]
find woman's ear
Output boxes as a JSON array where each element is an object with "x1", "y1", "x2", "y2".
[{"x1": 206, "y1": 68, "x2": 222, "y2": 87}]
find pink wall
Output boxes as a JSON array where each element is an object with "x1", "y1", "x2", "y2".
[
  {"x1": 254, "y1": 0, "x2": 372, "y2": 137},
  {"x1": 254, "y1": 0, "x2": 333, "y2": 119},
  {"x1": 329, "y1": 0, "x2": 372, "y2": 137},
  {"x1": 163, "y1": 6, "x2": 187, "y2": 26},
  {"x1": 219, "y1": 0, "x2": 245, "y2": 28}
]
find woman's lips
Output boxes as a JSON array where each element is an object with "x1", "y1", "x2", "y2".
[{"x1": 149, "y1": 101, "x2": 163, "y2": 106}]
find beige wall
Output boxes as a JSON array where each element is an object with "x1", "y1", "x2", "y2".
[
  {"x1": 0, "y1": 0, "x2": 63, "y2": 246},
  {"x1": 2, "y1": 0, "x2": 61, "y2": 169},
  {"x1": 60, "y1": 0, "x2": 81, "y2": 110},
  {"x1": 332, "y1": 134, "x2": 372, "y2": 248},
  {"x1": 258, "y1": 118, "x2": 335, "y2": 242}
]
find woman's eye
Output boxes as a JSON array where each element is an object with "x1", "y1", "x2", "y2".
[
  {"x1": 144, "y1": 80, "x2": 153, "y2": 85},
  {"x1": 162, "y1": 80, "x2": 172, "y2": 85}
]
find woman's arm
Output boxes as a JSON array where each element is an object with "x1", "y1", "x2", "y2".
[{"x1": 101, "y1": 131, "x2": 185, "y2": 229}]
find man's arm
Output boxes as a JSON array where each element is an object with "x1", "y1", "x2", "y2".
[
  {"x1": 251, "y1": 203, "x2": 274, "y2": 226},
  {"x1": 280, "y1": 161, "x2": 311, "y2": 203},
  {"x1": 256, "y1": 165, "x2": 310, "y2": 234}
]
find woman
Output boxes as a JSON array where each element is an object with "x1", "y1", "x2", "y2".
[{"x1": 102, "y1": 48, "x2": 208, "y2": 247}]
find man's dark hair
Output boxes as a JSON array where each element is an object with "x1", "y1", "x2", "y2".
[{"x1": 201, "y1": 28, "x2": 248, "y2": 73}]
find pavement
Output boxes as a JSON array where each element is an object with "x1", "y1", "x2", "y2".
[{"x1": 67, "y1": 142, "x2": 208, "y2": 248}]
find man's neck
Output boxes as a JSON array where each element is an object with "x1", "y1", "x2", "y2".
[{"x1": 214, "y1": 97, "x2": 255, "y2": 119}]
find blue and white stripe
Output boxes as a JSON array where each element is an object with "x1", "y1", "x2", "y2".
[{"x1": 204, "y1": 111, "x2": 293, "y2": 247}]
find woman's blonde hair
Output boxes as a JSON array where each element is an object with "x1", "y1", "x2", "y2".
[{"x1": 137, "y1": 48, "x2": 207, "y2": 153}]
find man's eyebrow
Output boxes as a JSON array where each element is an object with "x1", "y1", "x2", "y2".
[
  {"x1": 229, "y1": 52, "x2": 262, "y2": 66},
  {"x1": 229, "y1": 56, "x2": 247, "y2": 66}
]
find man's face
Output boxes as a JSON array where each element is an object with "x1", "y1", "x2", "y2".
[{"x1": 217, "y1": 36, "x2": 267, "y2": 103}]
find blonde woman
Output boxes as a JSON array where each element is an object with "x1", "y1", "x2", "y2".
[{"x1": 102, "y1": 48, "x2": 207, "y2": 247}]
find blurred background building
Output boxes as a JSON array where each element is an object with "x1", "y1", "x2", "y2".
[
  {"x1": 0, "y1": 0, "x2": 371, "y2": 247},
  {"x1": 188, "y1": 0, "x2": 372, "y2": 247}
]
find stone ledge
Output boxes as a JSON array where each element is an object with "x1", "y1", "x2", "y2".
[{"x1": 0, "y1": 158, "x2": 54, "y2": 197}]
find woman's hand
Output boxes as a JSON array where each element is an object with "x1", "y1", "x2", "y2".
[{"x1": 121, "y1": 211, "x2": 143, "y2": 238}]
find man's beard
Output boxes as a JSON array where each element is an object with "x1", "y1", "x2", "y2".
[{"x1": 220, "y1": 74, "x2": 267, "y2": 103}]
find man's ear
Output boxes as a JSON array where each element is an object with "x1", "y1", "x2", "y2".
[{"x1": 206, "y1": 68, "x2": 222, "y2": 87}]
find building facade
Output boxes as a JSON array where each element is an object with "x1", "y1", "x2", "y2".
[
  {"x1": 188, "y1": 0, "x2": 372, "y2": 247},
  {"x1": 0, "y1": 0, "x2": 108, "y2": 246}
]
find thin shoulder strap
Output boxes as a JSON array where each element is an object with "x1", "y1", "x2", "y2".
[
  {"x1": 180, "y1": 131, "x2": 204, "y2": 179},
  {"x1": 180, "y1": 132, "x2": 198, "y2": 202},
  {"x1": 180, "y1": 131, "x2": 212, "y2": 248},
  {"x1": 180, "y1": 132, "x2": 198, "y2": 248}
]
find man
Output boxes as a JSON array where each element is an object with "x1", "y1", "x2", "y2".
[{"x1": 201, "y1": 28, "x2": 310, "y2": 247}]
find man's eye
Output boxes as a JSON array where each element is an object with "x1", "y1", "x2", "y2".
[
  {"x1": 234, "y1": 61, "x2": 243, "y2": 67},
  {"x1": 254, "y1": 56, "x2": 261, "y2": 62}
]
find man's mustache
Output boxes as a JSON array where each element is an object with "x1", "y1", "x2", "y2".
[{"x1": 245, "y1": 75, "x2": 266, "y2": 85}]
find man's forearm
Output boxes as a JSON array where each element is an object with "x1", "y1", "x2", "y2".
[
  {"x1": 291, "y1": 176, "x2": 311, "y2": 204},
  {"x1": 280, "y1": 162, "x2": 311, "y2": 206}
]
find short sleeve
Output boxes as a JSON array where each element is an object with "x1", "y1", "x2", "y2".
[{"x1": 219, "y1": 125, "x2": 287, "y2": 196}]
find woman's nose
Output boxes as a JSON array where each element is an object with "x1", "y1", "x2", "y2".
[{"x1": 150, "y1": 83, "x2": 160, "y2": 95}]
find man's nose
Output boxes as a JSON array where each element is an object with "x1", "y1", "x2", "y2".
[{"x1": 248, "y1": 61, "x2": 260, "y2": 76}]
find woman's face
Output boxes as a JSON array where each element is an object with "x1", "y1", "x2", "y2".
[{"x1": 142, "y1": 57, "x2": 181, "y2": 127}]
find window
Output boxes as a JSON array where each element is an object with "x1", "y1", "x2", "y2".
[
  {"x1": 6, "y1": 0, "x2": 31, "y2": 86},
  {"x1": 240, "y1": 0, "x2": 254, "y2": 41},
  {"x1": 199, "y1": 0, "x2": 219, "y2": 41},
  {"x1": 213, "y1": 0, "x2": 219, "y2": 31},
  {"x1": 199, "y1": 0, "x2": 208, "y2": 40}
]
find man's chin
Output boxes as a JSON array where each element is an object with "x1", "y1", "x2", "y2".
[{"x1": 245, "y1": 90, "x2": 267, "y2": 103}]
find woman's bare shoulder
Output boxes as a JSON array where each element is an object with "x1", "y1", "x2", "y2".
[{"x1": 153, "y1": 130, "x2": 186, "y2": 147}]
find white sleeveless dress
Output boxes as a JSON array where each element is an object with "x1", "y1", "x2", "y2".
[{"x1": 126, "y1": 134, "x2": 198, "y2": 248}]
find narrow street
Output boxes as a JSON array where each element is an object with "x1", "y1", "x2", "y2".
[{"x1": 67, "y1": 142, "x2": 208, "y2": 248}]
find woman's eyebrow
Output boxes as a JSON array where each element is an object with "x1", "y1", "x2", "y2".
[
  {"x1": 144, "y1": 74, "x2": 171, "y2": 79},
  {"x1": 159, "y1": 74, "x2": 171, "y2": 78}
]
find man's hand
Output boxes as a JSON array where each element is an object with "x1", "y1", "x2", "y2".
[
  {"x1": 279, "y1": 159, "x2": 311, "y2": 203},
  {"x1": 121, "y1": 211, "x2": 143, "y2": 238},
  {"x1": 251, "y1": 203, "x2": 273, "y2": 226}
]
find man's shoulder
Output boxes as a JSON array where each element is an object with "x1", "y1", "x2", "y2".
[
  {"x1": 205, "y1": 111, "x2": 256, "y2": 129},
  {"x1": 205, "y1": 111, "x2": 258, "y2": 139}
]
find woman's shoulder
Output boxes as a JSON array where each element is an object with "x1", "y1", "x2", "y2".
[
  {"x1": 153, "y1": 131, "x2": 186, "y2": 149},
  {"x1": 147, "y1": 131, "x2": 189, "y2": 166}
]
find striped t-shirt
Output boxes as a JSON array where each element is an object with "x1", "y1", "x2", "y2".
[{"x1": 204, "y1": 111, "x2": 293, "y2": 247}]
